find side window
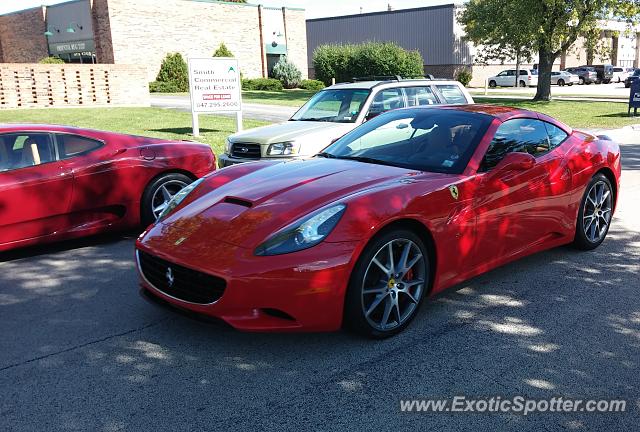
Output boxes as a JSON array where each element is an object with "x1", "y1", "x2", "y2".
[
  {"x1": 368, "y1": 88, "x2": 405, "y2": 116},
  {"x1": 543, "y1": 122, "x2": 568, "y2": 149},
  {"x1": 0, "y1": 133, "x2": 55, "y2": 171},
  {"x1": 497, "y1": 71, "x2": 506, "y2": 77},
  {"x1": 404, "y1": 86, "x2": 439, "y2": 107},
  {"x1": 506, "y1": 70, "x2": 516, "y2": 76},
  {"x1": 435, "y1": 85, "x2": 468, "y2": 104},
  {"x1": 56, "y1": 134, "x2": 103, "y2": 159},
  {"x1": 481, "y1": 119, "x2": 550, "y2": 171}
]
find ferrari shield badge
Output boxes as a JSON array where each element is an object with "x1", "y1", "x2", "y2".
[{"x1": 449, "y1": 185, "x2": 459, "y2": 200}]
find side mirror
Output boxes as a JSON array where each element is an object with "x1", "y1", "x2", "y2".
[
  {"x1": 492, "y1": 152, "x2": 536, "y2": 173},
  {"x1": 365, "y1": 111, "x2": 381, "y2": 121}
]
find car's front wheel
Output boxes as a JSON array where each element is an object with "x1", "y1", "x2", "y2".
[
  {"x1": 489, "y1": 80, "x2": 497, "y2": 88},
  {"x1": 558, "y1": 79, "x2": 565, "y2": 86},
  {"x1": 345, "y1": 229, "x2": 429, "y2": 338},
  {"x1": 573, "y1": 174, "x2": 613, "y2": 250},
  {"x1": 141, "y1": 173, "x2": 193, "y2": 226}
]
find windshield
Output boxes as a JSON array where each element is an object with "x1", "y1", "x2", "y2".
[
  {"x1": 291, "y1": 89, "x2": 370, "y2": 123},
  {"x1": 320, "y1": 108, "x2": 492, "y2": 174}
]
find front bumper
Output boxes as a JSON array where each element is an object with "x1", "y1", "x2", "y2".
[{"x1": 136, "y1": 239, "x2": 360, "y2": 332}]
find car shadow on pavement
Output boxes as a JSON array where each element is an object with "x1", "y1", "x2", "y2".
[{"x1": 1, "y1": 225, "x2": 638, "y2": 431}]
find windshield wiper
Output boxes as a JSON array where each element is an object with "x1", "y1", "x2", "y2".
[
  {"x1": 297, "y1": 117, "x2": 333, "y2": 122},
  {"x1": 334, "y1": 155, "x2": 401, "y2": 168},
  {"x1": 316, "y1": 152, "x2": 336, "y2": 158}
]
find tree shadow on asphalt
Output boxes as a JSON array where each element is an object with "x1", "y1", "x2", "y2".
[
  {"x1": 620, "y1": 143, "x2": 640, "y2": 170},
  {"x1": 2, "y1": 221, "x2": 637, "y2": 430}
]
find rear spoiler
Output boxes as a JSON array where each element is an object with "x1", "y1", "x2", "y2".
[{"x1": 597, "y1": 135, "x2": 613, "y2": 141}]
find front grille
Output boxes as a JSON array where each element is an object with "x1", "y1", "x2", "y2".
[
  {"x1": 231, "y1": 142, "x2": 261, "y2": 159},
  {"x1": 137, "y1": 250, "x2": 226, "y2": 304}
]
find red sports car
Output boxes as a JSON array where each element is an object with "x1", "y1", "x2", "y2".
[
  {"x1": 0, "y1": 124, "x2": 216, "y2": 252},
  {"x1": 136, "y1": 105, "x2": 620, "y2": 337}
]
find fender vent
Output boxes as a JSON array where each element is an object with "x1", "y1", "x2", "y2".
[{"x1": 223, "y1": 197, "x2": 253, "y2": 208}]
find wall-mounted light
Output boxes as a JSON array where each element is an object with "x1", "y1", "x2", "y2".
[
  {"x1": 66, "y1": 22, "x2": 84, "y2": 33},
  {"x1": 44, "y1": 26, "x2": 58, "y2": 37}
]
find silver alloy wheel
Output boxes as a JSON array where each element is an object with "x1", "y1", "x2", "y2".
[
  {"x1": 583, "y1": 180, "x2": 612, "y2": 243},
  {"x1": 361, "y1": 238, "x2": 426, "y2": 331},
  {"x1": 151, "y1": 179, "x2": 189, "y2": 220}
]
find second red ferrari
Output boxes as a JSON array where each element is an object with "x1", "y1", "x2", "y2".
[
  {"x1": 0, "y1": 124, "x2": 216, "y2": 252},
  {"x1": 136, "y1": 105, "x2": 621, "y2": 337}
]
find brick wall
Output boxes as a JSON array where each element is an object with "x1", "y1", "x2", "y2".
[
  {"x1": 0, "y1": 8, "x2": 49, "y2": 63},
  {"x1": 0, "y1": 64, "x2": 149, "y2": 109},
  {"x1": 105, "y1": 0, "x2": 307, "y2": 82}
]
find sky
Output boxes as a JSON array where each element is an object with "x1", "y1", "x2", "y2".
[{"x1": 0, "y1": 0, "x2": 455, "y2": 18}]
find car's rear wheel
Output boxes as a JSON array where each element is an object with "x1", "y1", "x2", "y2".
[
  {"x1": 573, "y1": 174, "x2": 613, "y2": 250},
  {"x1": 558, "y1": 79, "x2": 565, "y2": 86},
  {"x1": 141, "y1": 173, "x2": 193, "y2": 226},
  {"x1": 519, "y1": 80, "x2": 526, "y2": 87},
  {"x1": 489, "y1": 80, "x2": 497, "y2": 88},
  {"x1": 345, "y1": 229, "x2": 429, "y2": 338},
  {"x1": 579, "y1": 77, "x2": 585, "y2": 85}
]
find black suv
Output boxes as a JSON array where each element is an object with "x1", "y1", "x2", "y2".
[
  {"x1": 564, "y1": 66, "x2": 598, "y2": 85},
  {"x1": 625, "y1": 69, "x2": 640, "y2": 88}
]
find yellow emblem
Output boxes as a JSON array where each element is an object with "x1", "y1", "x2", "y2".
[
  {"x1": 174, "y1": 237, "x2": 187, "y2": 246},
  {"x1": 449, "y1": 185, "x2": 459, "y2": 200}
]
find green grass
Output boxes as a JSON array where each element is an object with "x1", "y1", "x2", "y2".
[
  {"x1": 241, "y1": 89, "x2": 317, "y2": 107},
  {"x1": 475, "y1": 97, "x2": 638, "y2": 129},
  {"x1": 0, "y1": 107, "x2": 269, "y2": 155},
  {"x1": 150, "y1": 89, "x2": 317, "y2": 107}
]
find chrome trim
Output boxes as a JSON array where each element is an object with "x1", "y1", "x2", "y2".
[{"x1": 135, "y1": 249, "x2": 222, "y2": 306}]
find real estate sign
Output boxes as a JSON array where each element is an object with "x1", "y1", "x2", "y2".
[{"x1": 187, "y1": 57, "x2": 243, "y2": 136}]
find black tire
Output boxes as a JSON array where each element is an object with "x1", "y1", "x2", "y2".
[
  {"x1": 579, "y1": 77, "x2": 585, "y2": 85},
  {"x1": 573, "y1": 173, "x2": 614, "y2": 251},
  {"x1": 558, "y1": 79, "x2": 565, "y2": 86},
  {"x1": 141, "y1": 173, "x2": 193, "y2": 226},
  {"x1": 344, "y1": 229, "x2": 430, "y2": 338},
  {"x1": 519, "y1": 80, "x2": 526, "y2": 87},
  {"x1": 489, "y1": 80, "x2": 497, "y2": 88}
]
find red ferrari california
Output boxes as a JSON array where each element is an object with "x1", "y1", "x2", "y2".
[
  {"x1": 0, "y1": 124, "x2": 216, "y2": 252},
  {"x1": 136, "y1": 105, "x2": 620, "y2": 337}
]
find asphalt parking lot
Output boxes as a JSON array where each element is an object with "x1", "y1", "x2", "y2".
[{"x1": 1, "y1": 141, "x2": 639, "y2": 431}]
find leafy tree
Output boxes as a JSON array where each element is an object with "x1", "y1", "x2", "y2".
[
  {"x1": 156, "y1": 52, "x2": 188, "y2": 92},
  {"x1": 272, "y1": 56, "x2": 302, "y2": 89},
  {"x1": 213, "y1": 43, "x2": 234, "y2": 57},
  {"x1": 459, "y1": 0, "x2": 536, "y2": 88},
  {"x1": 459, "y1": 0, "x2": 640, "y2": 101},
  {"x1": 313, "y1": 42, "x2": 424, "y2": 85}
]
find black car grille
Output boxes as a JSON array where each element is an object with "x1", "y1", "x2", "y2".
[
  {"x1": 231, "y1": 142, "x2": 261, "y2": 159},
  {"x1": 137, "y1": 250, "x2": 226, "y2": 304}
]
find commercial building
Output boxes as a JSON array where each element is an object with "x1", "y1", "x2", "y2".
[
  {"x1": 306, "y1": 4, "x2": 640, "y2": 86},
  {"x1": 0, "y1": 0, "x2": 308, "y2": 81}
]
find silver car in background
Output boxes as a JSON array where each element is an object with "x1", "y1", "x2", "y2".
[
  {"x1": 551, "y1": 71, "x2": 579, "y2": 86},
  {"x1": 219, "y1": 78, "x2": 474, "y2": 167}
]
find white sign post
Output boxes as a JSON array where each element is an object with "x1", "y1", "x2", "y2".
[{"x1": 187, "y1": 57, "x2": 243, "y2": 137}]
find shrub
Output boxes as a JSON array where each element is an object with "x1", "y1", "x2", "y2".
[
  {"x1": 38, "y1": 56, "x2": 64, "y2": 64},
  {"x1": 241, "y1": 78, "x2": 283, "y2": 91},
  {"x1": 456, "y1": 69, "x2": 473, "y2": 87},
  {"x1": 156, "y1": 52, "x2": 188, "y2": 92},
  {"x1": 271, "y1": 56, "x2": 302, "y2": 89},
  {"x1": 149, "y1": 80, "x2": 183, "y2": 93},
  {"x1": 213, "y1": 43, "x2": 234, "y2": 57},
  {"x1": 299, "y1": 79, "x2": 325, "y2": 91},
  {"x1": 313, "y1": 42, "x2": 424, "y2": 86}
]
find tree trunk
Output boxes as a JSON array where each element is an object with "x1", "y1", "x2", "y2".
[
  {"x1": 533, "y1": 48, "x2": 555, "y2": 101},
  {"x1": 514, "y1": 50, "x2": 521, "y2": 88}
]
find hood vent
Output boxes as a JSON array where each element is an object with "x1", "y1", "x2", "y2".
[{"x1": 223, "y1": 197, "x2": 253, "y2": 208}]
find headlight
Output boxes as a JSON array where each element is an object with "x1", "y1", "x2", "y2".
[
  {"x1": 267, "y1": 142, "x2": 299, "y2": 156},
  {"x1": 157, "y1": 178, "x2": 204, "y2": 221},
  {"x1": 255, "y1": 204, "x2": 346, "y2": 256},
  {"x1": 224, "y1": 138, "x2": 232, "y2": 154}
]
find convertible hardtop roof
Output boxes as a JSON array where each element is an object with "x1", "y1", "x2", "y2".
[{"x1": 404, "y1": 104, "x2": 573, "y2": 133}]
